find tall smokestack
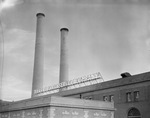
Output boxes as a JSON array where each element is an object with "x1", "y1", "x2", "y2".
[
  {"x1": 59, "y1": 28, "x2": 69, "y2": 84},
  {"x1": 31, "y1": 13, "x2": 45, "y2": 97}
]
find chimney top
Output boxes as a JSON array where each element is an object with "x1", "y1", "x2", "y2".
[
  {"x1": 36, "y1": 13, "x2": 45, "y2": 17},
  {"x1": 60, "y1": 28, "x2": 69, "y2": 32},
  {"x1": 121, "y1": 72, "x2": 131, "y2": 78}
]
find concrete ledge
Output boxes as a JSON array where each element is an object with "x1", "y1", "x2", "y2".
[{"x1": 0, "y1": 96, "x2": 114, "y2": 112}]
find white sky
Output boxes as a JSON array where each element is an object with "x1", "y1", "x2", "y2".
[{"x1": 1, "y1": 0, "x2": 150, "y2": 101}]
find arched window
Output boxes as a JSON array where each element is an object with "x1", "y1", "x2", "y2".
[{"x1": 128, "y1": 108, "x2": 141, "y2": 118}]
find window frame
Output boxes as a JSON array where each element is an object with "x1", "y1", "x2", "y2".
[
  {"x1": 103, "y1": 96, "x2": 108, "y2": 101},
  {"x1": 109, "y1": 95, "x2": 114, "y2": 102},
  {"x1": 126, "y1": 92, "x2": 132, "y2": 102},
  {"x1": 133, "y1": 91, "x2": 139, "y2": 102}
]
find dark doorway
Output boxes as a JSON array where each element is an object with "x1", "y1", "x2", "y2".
[{"x1": 128, "y1": 108, "x2": 141, "y2": 118}]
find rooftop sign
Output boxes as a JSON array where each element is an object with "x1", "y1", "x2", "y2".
[{"x1": 34, "y1": 72, "x2": 104, "y2": 96}]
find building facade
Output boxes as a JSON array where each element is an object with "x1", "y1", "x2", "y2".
[
  {"x1": 53, "y1": 71, "x2": 150, "y2": 118},
  {"x1": 0, "y1": 96, "x2": 115, "y2": 118}
]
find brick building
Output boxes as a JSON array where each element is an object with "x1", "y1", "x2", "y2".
[{"x1": 53, "y1": 71, "x2": 150, "y2": 118}]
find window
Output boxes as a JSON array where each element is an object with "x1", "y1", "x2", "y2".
[
  {"x1": 103, "y1": 96, "x2": 108, "y2": 101},
  {"x1": 80, "y1": 94, "x2": 82, "y2": 99},
  {"x1": 134, "y1": 91, "x2": 139, "y2": 102},
  {"x1": 109, "y1": 95, "x2": 114, "y2": 102},
  {"x1": 84, "y1": 96, "x2": 93, "y2": 100},
  {"x1": 128, "y1": 108, "x2": 141, "y2": 118},
  {"x1": 88, "y1": 96, "x2": 93, "y2": 100},
  {"x1": 126, "y1": 92, "x2": 132, "y2": 102}
]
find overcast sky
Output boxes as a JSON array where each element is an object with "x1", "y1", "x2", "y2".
[{"x1": 1, "y1": 0, "x2": 150, "y2": 101}]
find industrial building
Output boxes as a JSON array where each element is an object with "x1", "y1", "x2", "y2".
[
  {"x1": 52, "y1": 71, "x2": 150, "y2": 118},
  {"x1": 1, "y1": 12, "x2": 150, "y2": 118}
]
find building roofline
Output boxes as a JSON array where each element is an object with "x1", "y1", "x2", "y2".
[{"x1": 53, "y1": 71, "x2": 150, "y2": 97}]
